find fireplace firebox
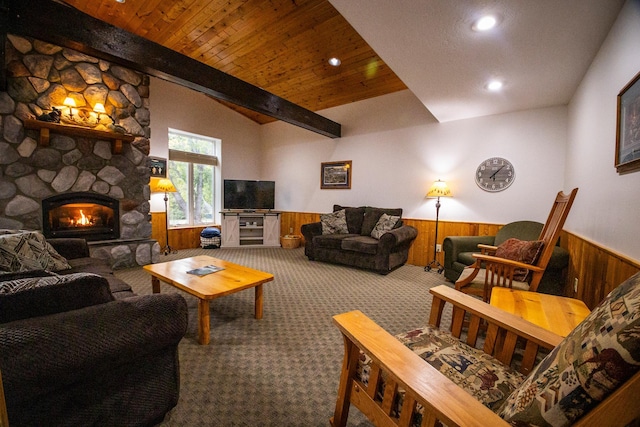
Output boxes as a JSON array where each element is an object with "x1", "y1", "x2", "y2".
[{"x1": 42, "y1": 193, "x2": 120, "y2": 241}]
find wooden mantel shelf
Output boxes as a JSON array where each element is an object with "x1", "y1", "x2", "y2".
[{"x1": 24, "y1": 119, "x2": 135, "y2": 154}]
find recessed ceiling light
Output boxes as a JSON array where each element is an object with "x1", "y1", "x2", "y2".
[
  {"x1": 328, "y1": 57, "x2": 341, "y2": 67},
  {"x1": 115, "y1": 0, "x2": 125, "y2": 3},
  {"x1": 473, "y1": 15, "x2": 497, "y2": 32},
  {"x1": 486, "y1": 80, "x2": 503, "y2": 91}
]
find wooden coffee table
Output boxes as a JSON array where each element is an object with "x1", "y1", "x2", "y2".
[
  {"x1": 143, "y1": 255, "x2": 274, "y2": 345},
  {"x1": 490, "y1": 287, "x2": 590, "y2": 337}
]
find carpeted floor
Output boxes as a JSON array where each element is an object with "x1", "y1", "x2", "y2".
[{"x1": 115, "y1": 246, "x2": 452, "y2": 426}]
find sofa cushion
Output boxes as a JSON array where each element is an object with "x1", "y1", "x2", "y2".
[
  {"x1": 341, "y1": 236, "x2": 379, "y2": 255},
  {"x1": 66, "y1": 257, "x2": 134, "y2": 297},
  {"x1": 458, "y1": 251, "x2": 478, "y2": 266},
  {"x1": 312, "y1": 234, "x2": 357, "y2": 250},
  {"x1": 370, "y1": 214, "x2": 400, "y2": 239},
  {"x1": 0, "y1": 230, "x2": 71, "y2": 272},
  {"x1": 333, "y1": 205, "x2": 366, "y2": 234},
  {"x1": 498, "y1": 271, "x2": 640, "y2": 426},
  {"x1": 361, "y1": 207, "x2": 403, "y2": 236},
  {"x1": 321, "y1": 209, "x2": 349, "y2": 234},
  {"x1": 494, "y1": 238, "x2": 544, "y2": 281},
  {"x1": 0, "y1": 272, "x2": 114, "y2": 323}
]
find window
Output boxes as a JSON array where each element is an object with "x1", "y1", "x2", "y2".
[{"x1": 167, "y1": 129, "x2": 221, "y2": 227}]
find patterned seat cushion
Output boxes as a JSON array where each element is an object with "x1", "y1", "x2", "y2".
[
  {"x1": 498, "y1": 271, "x2": 640, "y2": 426},
  {"x1": 397, "y1": 325, "x2": 526, "y2": 411},
  {"x1": 357, "y1": 324, "x2": 526, "y2": 424}
]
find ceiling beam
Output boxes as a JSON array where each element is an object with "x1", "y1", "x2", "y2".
[{"x1": 3, "y1": 0, "x2": 341, "y2": 138}]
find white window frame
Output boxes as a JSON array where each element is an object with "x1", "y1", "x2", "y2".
[{"x1": 168, "y1": 128, "x2": 222, "y2": 226}]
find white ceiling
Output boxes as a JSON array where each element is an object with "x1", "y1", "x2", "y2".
[{"x1": 328, "y1": 0, "x2": 625, "y2": 123}]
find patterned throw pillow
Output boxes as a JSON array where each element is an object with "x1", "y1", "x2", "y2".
[
  {"x1": 498, "y1": 271, "x2": 640, "y2": 426},
  {"x1": 494, "y1": 238, "x2": 544, "y2": 281},
  {"x1": 0, "y1": 233, "x2": 42, "y2": 272},
  {"x1": 370, "y1": 214, "x2": 400, "y2": 239},
  {"x1": 0, "y1": 231, "x2": 71, "y2": 272},
  {"x1": 320, "y1": 209, "x2": 349, "y2": 235}
]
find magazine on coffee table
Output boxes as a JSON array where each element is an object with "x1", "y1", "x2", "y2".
[{"x1": 186, "y1": 265, "x2": 225, "y2": 276}]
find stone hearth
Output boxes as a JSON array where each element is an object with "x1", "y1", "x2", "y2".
[{"x1": 0, "y1": 34, "x2": 160, "y2": 267}]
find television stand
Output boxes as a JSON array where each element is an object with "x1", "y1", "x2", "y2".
[{"x1": 220, "y1": 211, "x2": 281, "y2": 248}]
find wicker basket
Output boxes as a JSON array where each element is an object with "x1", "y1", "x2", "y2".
[{"x1": 280, "y1": 235, "x2": 301, "y2": 249}]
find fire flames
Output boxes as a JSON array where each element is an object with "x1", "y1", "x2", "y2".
[
  {"x1": 73, "y1": 210, "x2": 91, "y2": 226},
  {"x1": 52, "y1": 204, "x2": 106, "y2": 228}
]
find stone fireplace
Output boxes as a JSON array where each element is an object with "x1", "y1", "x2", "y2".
[{"x1": 1, "y1": 34, "x2": 160, "y2": 268}]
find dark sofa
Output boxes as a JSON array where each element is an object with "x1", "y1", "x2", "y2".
[
  {"x1": 0, "y1": 235, "x2": 188, "y2": 427},
  {"x1": 301, "y1": 205, "x2": 418, "y2": 274}
]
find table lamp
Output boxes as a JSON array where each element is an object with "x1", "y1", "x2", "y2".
[{"x1": 150, "y1": 177, "x2": 177, "y2": 255}]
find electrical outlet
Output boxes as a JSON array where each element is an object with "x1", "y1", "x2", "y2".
[
  {"x1": 436, "y1": 244, "x2": 442, "y2": 253},
  {"x1": 289, "y1": 227, "x2": 293, "y2": 234},
  {"x1": 574, "y1": 277, "x2": 579, "y2": 293}
]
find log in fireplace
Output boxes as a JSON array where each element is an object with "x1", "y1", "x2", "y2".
[{"x1": 42, "y1": 193, "x2": 120, "y2": 241}]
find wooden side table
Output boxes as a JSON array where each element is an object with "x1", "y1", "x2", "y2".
[{"x1": 489, "y1": 287, "x2": 590, "y2": 337}]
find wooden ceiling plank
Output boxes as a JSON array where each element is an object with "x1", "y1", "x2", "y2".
[
  {"x1": 204, "y1": 0, "x2": 331, "y2": 64},
  {"x1": 120, "y1": 0, "x2": 165, "y2": 30},
  {"x1": 207, "y1": 6, "x2": 348, "y2": 75},
  {"x1": 154, "y1": 0, "x2": 226, "y2": 45},
  {"x1": 135, "y1": 0, "x2": 204, "y2": 42},
  {"x1": 7, "y1": 0, "x2": 341, "y2": 138},
  {"x1": 161, "y1": 0, "x2": 236, "y2": 52},
  {"x1": 186, "y1": 3, "x2": 275, "y2": 61}
]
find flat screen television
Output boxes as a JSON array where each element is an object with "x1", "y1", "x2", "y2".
[{"x1": 224, "y1": 180, "x2": 275, "y2": 210}]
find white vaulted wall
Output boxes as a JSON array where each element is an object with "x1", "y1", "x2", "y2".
[{"x1": 261, "y1": 93, "x2": 567, "y2": 228}]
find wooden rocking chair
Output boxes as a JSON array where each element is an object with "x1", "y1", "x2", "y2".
[
  {"x1": 331, "y1": 272, "x2": 640, "y2": 427},
  {"x1": 455, "y1": 188, "x2": 578, "y2": 301}
]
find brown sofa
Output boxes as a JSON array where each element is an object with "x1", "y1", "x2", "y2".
[{"x1": 301, "y1": 205, "x2": 418, "y2": 274}]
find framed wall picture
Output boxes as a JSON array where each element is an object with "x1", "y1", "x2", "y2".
[
  {"x1": 321, "y1": 160, "x2": 352, "y2": 189},
  {"x1": 615, "y1": 70, "x2": 640, "y2": 174},
  {"x1": 149, "y1": 157, "x2": 167, "y2": 178}
]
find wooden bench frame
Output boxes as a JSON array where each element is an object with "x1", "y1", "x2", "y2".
[{"x1": 330, "y1": 285, "x2": 640, "y2": 427}]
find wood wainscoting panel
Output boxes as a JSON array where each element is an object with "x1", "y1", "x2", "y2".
[
  {"x1": 151, "y1": 211, "x2": 639, "y2": 309},
  {"x1": 402, "y1": 219, "x2": 501, "y2": 269},
  {"x1": 151, "y1": 212, "x2": 167, "y2": 247},
  {"x1": 150, "y1": 212, "x2": 216, "y2": 250},
  {"x1": 281, "y1": 212, "x2": 320, "y2": 242},
  {"x1": 565, "y1": 232, "x2": 640, "y2": 309}
]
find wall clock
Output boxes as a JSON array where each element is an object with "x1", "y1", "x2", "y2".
[{"x1": 475, "y1": 157, "x2": 515, "y2": 192}]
